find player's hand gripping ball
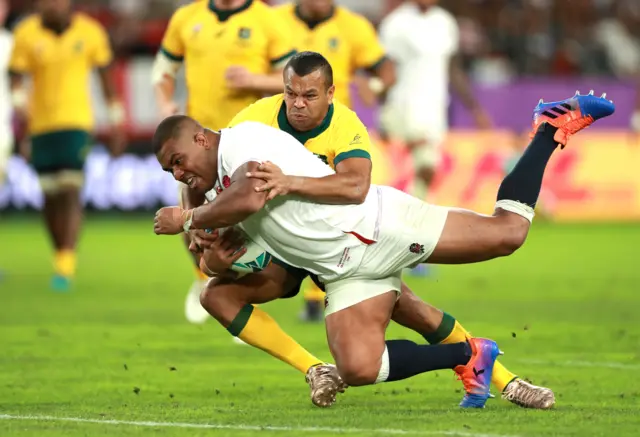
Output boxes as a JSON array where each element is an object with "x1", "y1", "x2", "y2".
[{"x1": 199, "y1": 227, "x2": 273, "y2": 276}]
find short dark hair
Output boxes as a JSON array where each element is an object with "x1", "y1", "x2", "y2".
[
  {"x1": 152, "y1": 114, "x2": 193, "y2": 154},
  {"x1": 284, "y1": 51, "x2": 333, "y2": 89}
]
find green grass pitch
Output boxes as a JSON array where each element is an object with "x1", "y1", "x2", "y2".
[{"x1": 1, "y1": 215, "x2": 639, "y2": 437}]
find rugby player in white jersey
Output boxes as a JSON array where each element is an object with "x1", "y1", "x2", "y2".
[
  {"x1": 378, "y1": 0, "x2": 490, "y2": 202},
  {"x1": 152, "y1": 91, "x2": 614, "y2": 407}
]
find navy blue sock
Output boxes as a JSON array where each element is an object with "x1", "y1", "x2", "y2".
[
  {"x1": 496, "y1": 123, "x2": 559, "y2": 208},
  {"x1": 385, "y1": 339, "x2": 471, "y2": 382}
]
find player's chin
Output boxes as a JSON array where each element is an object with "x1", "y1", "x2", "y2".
[{"x1": 194, "y1": 179, "x2": 214, "y2": 194}]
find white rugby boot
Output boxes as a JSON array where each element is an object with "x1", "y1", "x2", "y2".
[
  {"x1": 305, "y1": 363, "x2": 348, "y2": 407},
  {"x1": 502, "y1": 378, "x2": 556, "y2": 409}
]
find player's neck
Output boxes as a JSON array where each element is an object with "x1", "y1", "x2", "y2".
[
  {"x1": 41, "y1": 15, "x2": 72, "y2": 35},
  {"x1": 212, "y1": 0, "x2": 249, "y2": 11},
  {"x1": 205, "y1": 129, "x2": 221, "y2": 172}
]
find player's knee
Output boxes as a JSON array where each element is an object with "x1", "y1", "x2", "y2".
[
  {"x1": 199, "y1": 279, "x2": 229, "y2": 320},
  {"x1": 337, "y1": 358, "x2": 380, "y2": 387},
  {"x1": 496, "y1": 217, "x2": 529, "y2": 256}
]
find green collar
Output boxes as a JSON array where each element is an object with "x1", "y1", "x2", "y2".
[
  {"x1": 277, "y1": 101, "x2": 333, "y2": 144},
  {"x1": 294, "y1": 3, "x2": 335, "y2": 30},
  {"x1": 209, "y1": 0, "x2": 253, "y2": 22}
]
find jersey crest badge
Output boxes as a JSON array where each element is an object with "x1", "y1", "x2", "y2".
[
  {"x1": 222, "y1": 175, "x2": 231, "y2": 188},
  {"x1": 328, "y1": 37, "x2": 339, "y2": 50},
  {"x1": 409, "y1": 243, "x2": 425, "y2": 255},
  {"x1": 238, "y1": 27, "x2": 251, "y2": 39},
  {"x1": 349, "y1": 134, "x2": 362, "y2": 146}
]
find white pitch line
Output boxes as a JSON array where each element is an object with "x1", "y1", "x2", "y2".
[
  {"x1": 514, "y1": 359, "x2": 640, "y2": 370},
  {"x1": 0, "y1": 414, "x2": 522, "y2": 437}
]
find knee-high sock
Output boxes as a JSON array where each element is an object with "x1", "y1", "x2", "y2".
[{"x1": 228, "y1": 304, "x2": 323, "y2": 374}]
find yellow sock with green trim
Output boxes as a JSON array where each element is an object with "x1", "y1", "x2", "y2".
[
  {"x1": 55, "y1": 250, "x2": 76, "y2": 278},
  {"x1": 228, "y1": 304, "x2": 323, "y2": 374},
  {"x1": 423, "y1": 313, "x2": 518, "y2": 392}
]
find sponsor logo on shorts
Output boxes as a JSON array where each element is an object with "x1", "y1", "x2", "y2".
[
  {"x1": 409, "y1": 243, "x2": 425, "y2": 255},
  {"x1": 324, "y1": 296, "x2": 329, "y2": 309}
]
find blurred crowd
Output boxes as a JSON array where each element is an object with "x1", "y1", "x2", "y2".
[{"x1": 7, "y1": 0, "x2": 640, "y2": 81}]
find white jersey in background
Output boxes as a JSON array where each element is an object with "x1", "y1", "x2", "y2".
[
  {"x1": 378, "y1": 3, "x2": 459, "y2": 144},
  {"x1": 0, "y1": 28, "x2": 13, "y2": 179},
  {"x1": 205, "y1": 121, "x2": 379, "y2": 282}
]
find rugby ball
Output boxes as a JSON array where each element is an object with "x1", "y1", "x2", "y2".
[{"x1": 230, "y1": 232, "x2": 273, "y2": 274}]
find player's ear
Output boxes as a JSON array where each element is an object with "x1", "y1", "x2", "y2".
[
  {"x1": 327, "y1": 84, "x2": 335, "y2": 104},
  {"x1": 194, "y1": 131, "x2": 208, "y2": 149}
]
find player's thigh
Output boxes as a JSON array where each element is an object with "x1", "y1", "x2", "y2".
[
  {"x1": 357, "y1": 187, "x2": 449, "y2": 278},
  {"x1": 324, "y1": 275, "x2": 400, "y2": 385},
  {"x1": 203, "y1": 260, "x2": 301, "y2": 308},
  {"x1": 427, "y1": 207, "x2": 529, "y2": 264},
  {"x1": 31, "y1": 129, "x2": 91, "y2": 195}
]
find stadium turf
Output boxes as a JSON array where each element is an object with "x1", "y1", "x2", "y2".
[{"x1": 1, "y1": 215, "x2": 639, "y2": 437}]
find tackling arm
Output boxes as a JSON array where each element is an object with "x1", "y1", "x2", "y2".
[
  {"x1": 288, "y1": 157, "x2": 372, "y2": 205},
  {"x1": 190, "y1": 162, "x2": 268, "y2": 229}
]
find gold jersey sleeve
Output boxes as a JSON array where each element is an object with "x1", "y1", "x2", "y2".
[
  {"x1": 90, "y1": 23, "x2": 114, "y2": 68},
  {"x1": 331, "y1": 103, "x2": 372, "y2": 168},
  {"x1": 341, "y1": 10, "x2": 386, "y2": 71},
  {"x1": 9, "y1": 17, "x2": 36, "y2": 73},
  {"x1": 160, "y1": 6, "x2": 188, "y2": 61}
]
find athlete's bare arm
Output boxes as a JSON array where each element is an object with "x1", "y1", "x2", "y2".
[
  {"x1": 191, "y1": 162, "x2": 268, "y2": 229},
  {"x1": 248, "y1": 157, "x2": 371, "y2": 204}
]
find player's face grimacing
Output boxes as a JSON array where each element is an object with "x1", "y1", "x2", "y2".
[
  {"x1": 156, "y1": 127, "x2": 216, "y2": 193},
  {"x1": 283, "y1": 68, "x2": 335, "y2": 132}
]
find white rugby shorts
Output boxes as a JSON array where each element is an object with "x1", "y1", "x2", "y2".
[{"x1": 324, "y1": 186, "x2": 449, "y2": 316}]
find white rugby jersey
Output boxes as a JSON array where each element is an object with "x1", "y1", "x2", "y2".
[
  {"x1": 379, "y1": 3, "x2": 459, "y2": 133},
  {"x1": 205, "y1": 121, "x2": 379, "y2": 282}
]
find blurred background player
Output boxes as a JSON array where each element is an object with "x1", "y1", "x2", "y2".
[
  {"x1": 378, "y1": 0, "x2": 491, "y2": 277},
  {"x1": 152, "y1": 0, "x2": 296, "y2": 324},
  {"x1": 9, "y1": 0, "x2": 125, "y2": 291},
  {"x1": 274, "y1": 0, "x2": 396, "y2": 322},
  {"x1": 0, "y1": 0, "x2": 11, "y2": 281}
]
